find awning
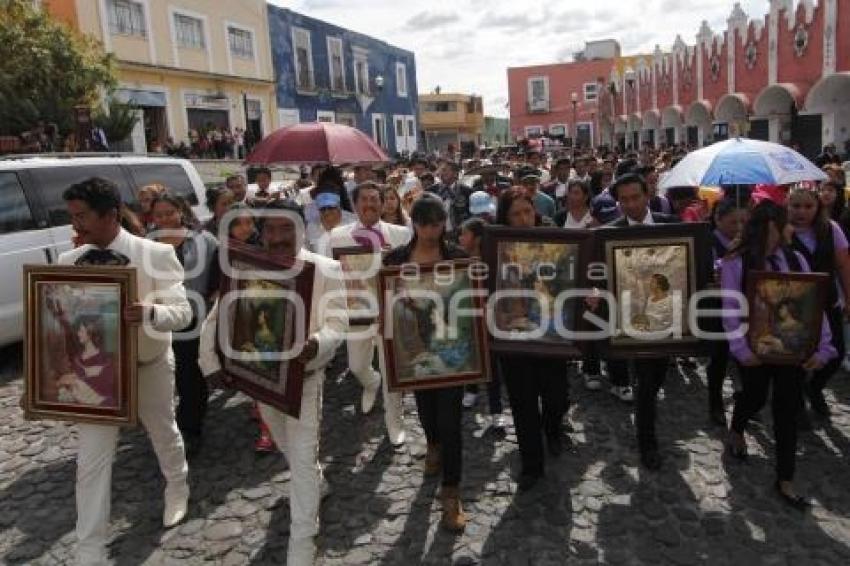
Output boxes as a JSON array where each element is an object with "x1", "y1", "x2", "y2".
[{"x1": 115, "y1": 88, "x2": 167, "y2": 107}]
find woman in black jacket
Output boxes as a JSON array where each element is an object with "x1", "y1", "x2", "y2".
[
  {"x1": 383, "y1": 194, "x2": 469, "y2": 532},
  {"x1": 495, "y1": 187, "x2": 571, "y2": 491}
]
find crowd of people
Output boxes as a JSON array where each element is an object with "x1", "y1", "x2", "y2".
[{"x1": 51, "y1": 140, "x2": 849, "y2": 565}]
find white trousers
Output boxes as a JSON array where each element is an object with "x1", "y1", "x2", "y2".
[
  {"x1": 258, "y1": 370, "x2": 322, "y2": 551},
  {"x1": 75, "y1": 352, "x2": 188, "y2": 565},
  {"x1": 346, "y1": 329, "x2": 403, "y2": 432}
]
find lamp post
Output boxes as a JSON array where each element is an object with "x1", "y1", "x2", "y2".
[
  {"x1": 624, "y1": 67, "x2": 636, "y2": 149},
  {"x1": 571, "y1": 91, "x2": 578, "y2": 150}
]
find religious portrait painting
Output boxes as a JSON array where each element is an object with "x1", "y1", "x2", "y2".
[
  {"x1": 332, "y1": 245, "x2": 383, "y2": 325},
  {"x1": 218, "y1": 241, "x2": 314, "y2": 417},
  {"x1": 482, "y1": 227, "x2": 593, "y2": 356},
  {"x1": 379, "y1": 260, "x2": 490, "y2": 391},
  {"x1": 597, "y1": 223, "x2": 711, "y2": 357},
  {"x1": 23, "y1": 265, "x2": 138, "y2": 425},
  {"x1": 746, "y1": 271, "x2": 828, "y2": 365}
]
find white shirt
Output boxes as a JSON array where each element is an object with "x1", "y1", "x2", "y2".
[
  {"x1": 563, "y1": 210, "x2": 593, "y2": 229},
  {"x1": 627, "y1": 208, "x2": 654, "y2": 226}
]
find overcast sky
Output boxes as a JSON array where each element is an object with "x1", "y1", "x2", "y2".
[{"x1": 272, "y1": 0, "x2": 768, "y2": 117}]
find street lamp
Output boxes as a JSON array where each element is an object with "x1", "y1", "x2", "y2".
[
  {"x1": 571, "y1": 91, "x2": 578, "y2": 149},
  {"x1": 374, "y1": 74, "x2": 385, "y2": 93}
]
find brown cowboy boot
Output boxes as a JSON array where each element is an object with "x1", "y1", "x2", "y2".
[
  {"x1": 440, "y1": 486, "x2": 467, "y2": 532},
  {"x1": 424, "y1": 443, "x2": 441, "y2": 476}
]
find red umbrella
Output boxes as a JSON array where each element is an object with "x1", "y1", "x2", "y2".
[{"x1": 244, "y1": 122, "x2": 390, "y2": 166}]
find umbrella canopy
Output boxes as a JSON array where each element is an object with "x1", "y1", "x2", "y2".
[
  {"x1": 659, "y1": 138, "x2": 827, "y2": 190},
  {"x1": 244, "y1": 122, "x2": 390, "y2": 166}
]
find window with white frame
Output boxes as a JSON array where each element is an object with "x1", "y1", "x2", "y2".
[
  {"x1": 527, "y1": 77, "x2": 549, "y2": 111},
  {"x1": 327, "y1": 37, "x2": 345, "y2": 92},
  {"x1": 353, "y1": 48, "x2": 369, "y2": 96},
  {"x1": 584, "y1": 82, "x2": 598, "y2": 102},
  {"x1": 228, "y1": 26, "x2": 253, "y2": 59},
  {"x1": 174, "y1": 13, "x2": 204, "y2": 49},
  {"x1": 396, "y1": 62, "x2": 408, "y2": 97},
  {"x1": 292, "y1": 27, "x2": 314, "y2": 90},
  {"x1": 108, "y1": 0, "x2": 146, "y2": 37}
]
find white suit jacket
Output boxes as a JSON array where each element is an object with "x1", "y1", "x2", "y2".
[
  {"x1": 58, "y1": 228, "x2": 192, "y2": 364},
  {"x1": 198, "y1": 248, "x2": 348, "y2": 377},
  {"x1": 328, "y1": 219, "x2": 411, "y2": 253}
]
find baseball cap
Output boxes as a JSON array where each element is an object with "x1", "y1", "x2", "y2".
[
  {"x1": 315, "y1": 192, "x2": 341, "y2": 209},
  {"x1": 469, "y1": 191, "x2": 496, "y2": 216}
]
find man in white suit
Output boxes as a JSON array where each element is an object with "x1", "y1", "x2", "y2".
[
  {"x1": 58, "y1": 178, "x2": 192, "y2": 565},
  {"x1": 328, "y1": 182, "x2": 411, "y2": 446},
  {"x1": 199, "y1": 200, "x2": 347, "y2": 565}
]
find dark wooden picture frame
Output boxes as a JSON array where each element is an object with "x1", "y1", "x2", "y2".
[
  {"x1": 218, "y1": 241, "x2": 314, "y2": 418},
  {"x1": 481, "y1": 226, "x2": 594, "y2": 357},
  {"x1": 23, "y1": 265, "x2": 138, "y2": 425},
  {"x1": 332, "y1": 245, "x2": 384, "y2": 326},
  {"x1": 594, "y1": 222, "x2": 712, "y2": 358},
  {"x1": 379, "y1": 260, "x2": 491, "y2": 392},
  {"x1": 745, "y1": 270, "x2": 829, "y2": 365}
]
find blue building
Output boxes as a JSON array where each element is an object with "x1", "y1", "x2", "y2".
[{"x1": 267, "y1": 6, "x2": 419, "y2": 156}]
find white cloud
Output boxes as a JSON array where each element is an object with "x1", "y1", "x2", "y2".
[{"x1": 273, "y1": 0, "x2": 768, "y2": 117}]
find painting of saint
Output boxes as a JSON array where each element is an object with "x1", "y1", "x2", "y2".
[
  {"x1": 37, "y1": 282, "x2": 122, "y2": 409},
  {"x1": 230, "y1": 278, "x2": 291, "y2": 383},
  {"x1": 610, "y1": 242, "x2": 691, "y2": 340},
  {"x1": 749, "y1": 273, "x2": 825, "y2": 363},
  {"x1": 383, "y1": 265, "x2": 488, "y2": 389},
  {"x1": 493, "y1": 240, "x2": 579, "y2": 341}
]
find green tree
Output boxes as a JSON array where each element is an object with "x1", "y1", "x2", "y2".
[
  {"x1": 0, "y1": 0, "x2": 116, "y2": 136},
  {"x1": 93, "y1": 97, "x2": 140, "y2": 144}
]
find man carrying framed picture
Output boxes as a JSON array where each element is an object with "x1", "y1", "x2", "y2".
[
  {"x1": 602, "y1": 173, "x2": 679, "y2": 471},
  {"x1": 329, "y1": 182, "x2": 411, "y2": 446},
  {"x1": 200, "y1": 199, "x2": 347, "y2": 565},
  {"x1": 58, "y1": 177, "x2": 193, "y2": 565}
]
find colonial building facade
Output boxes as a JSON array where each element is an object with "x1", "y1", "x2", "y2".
[
  {"x1": 510, "y1": 0, "x2": 850, "y2": 159},
  {"x1": 267, "y1": 6, "x2": 420, "y2": 156},
  {"x1": 46, "y1": 0, "x2": 278, "y2": 153}
]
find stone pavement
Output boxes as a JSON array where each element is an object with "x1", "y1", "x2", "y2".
[{"x1": 2, "y1": 343, "x2": 850, "y2": 565}]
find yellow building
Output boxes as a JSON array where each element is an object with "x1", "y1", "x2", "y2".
[
  {"x1": 419, "y1": 92, "x2": 484, "y2": 155},
  {"x1": 44, "y1": 0, "x2": 277, "y2": 152}
]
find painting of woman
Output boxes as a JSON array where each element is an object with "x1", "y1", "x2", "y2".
[{"x1": 55, "y1": 316, "x2": 117, "y2": 407}]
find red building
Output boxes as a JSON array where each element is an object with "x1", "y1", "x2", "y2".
[{"x1": 508, "y1": 0, "x2": 850, "y2": 159}]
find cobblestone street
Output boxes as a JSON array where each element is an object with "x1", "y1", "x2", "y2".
[{"x1": 2, "y1": 343, "x2": 850, "y2": 565}]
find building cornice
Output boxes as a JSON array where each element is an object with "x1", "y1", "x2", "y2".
[{"x1": 117, "y1": 60, "x2": 275, "y2": 86}]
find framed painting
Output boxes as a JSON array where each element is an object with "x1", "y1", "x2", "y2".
[
  {"x1": 218, "y1": 241, "x2": 314, "y2": 418},
  {"x1": 379, "y1": 260, "x2": 491, "y2": 392},
  {"x1": 332, "y1": 245, "x2": 383, "y2": 326},
  {"x1": 595, "y1": 222, "x2": 712, "y2": 358},
  {"x1": 481, "y1": 226, "x2": 593, "y2": 357},
  {"x1": 23, "y1": 265, "x2": 138, "y2": 425},
  {"x1": 746, "y1": 271, "x2": 829, "y2": 365}
]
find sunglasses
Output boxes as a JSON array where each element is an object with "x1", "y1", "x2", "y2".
[{"x1": 319, "y1": 206, "x2": 339, "y2": 212}]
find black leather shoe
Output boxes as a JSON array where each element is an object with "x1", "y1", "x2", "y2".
[
  {"x1": 640, "y1": 449, "x2": 662, "y2": 471},
  {"x1": 807, "y1": 387, "x2": 831, "y2": 417},
  {"x1": 775, "y1": 481, "x2": 813, "y2": 511}
]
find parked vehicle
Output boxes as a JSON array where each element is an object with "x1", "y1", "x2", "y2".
[{"x1": 0, "y1": 154, "x2": 209, "y2": 346}]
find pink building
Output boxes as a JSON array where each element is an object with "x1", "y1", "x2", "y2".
[
  {"x1": 507, "y1": 59, "x2": 613, "y2": 148},
  {"x1": 509, "y1": 0, "x2": 850, "y2": 159}
]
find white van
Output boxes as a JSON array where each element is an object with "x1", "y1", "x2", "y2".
[{"x1": 0, "y1": 154, "x2": 209, "y2": 346}]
